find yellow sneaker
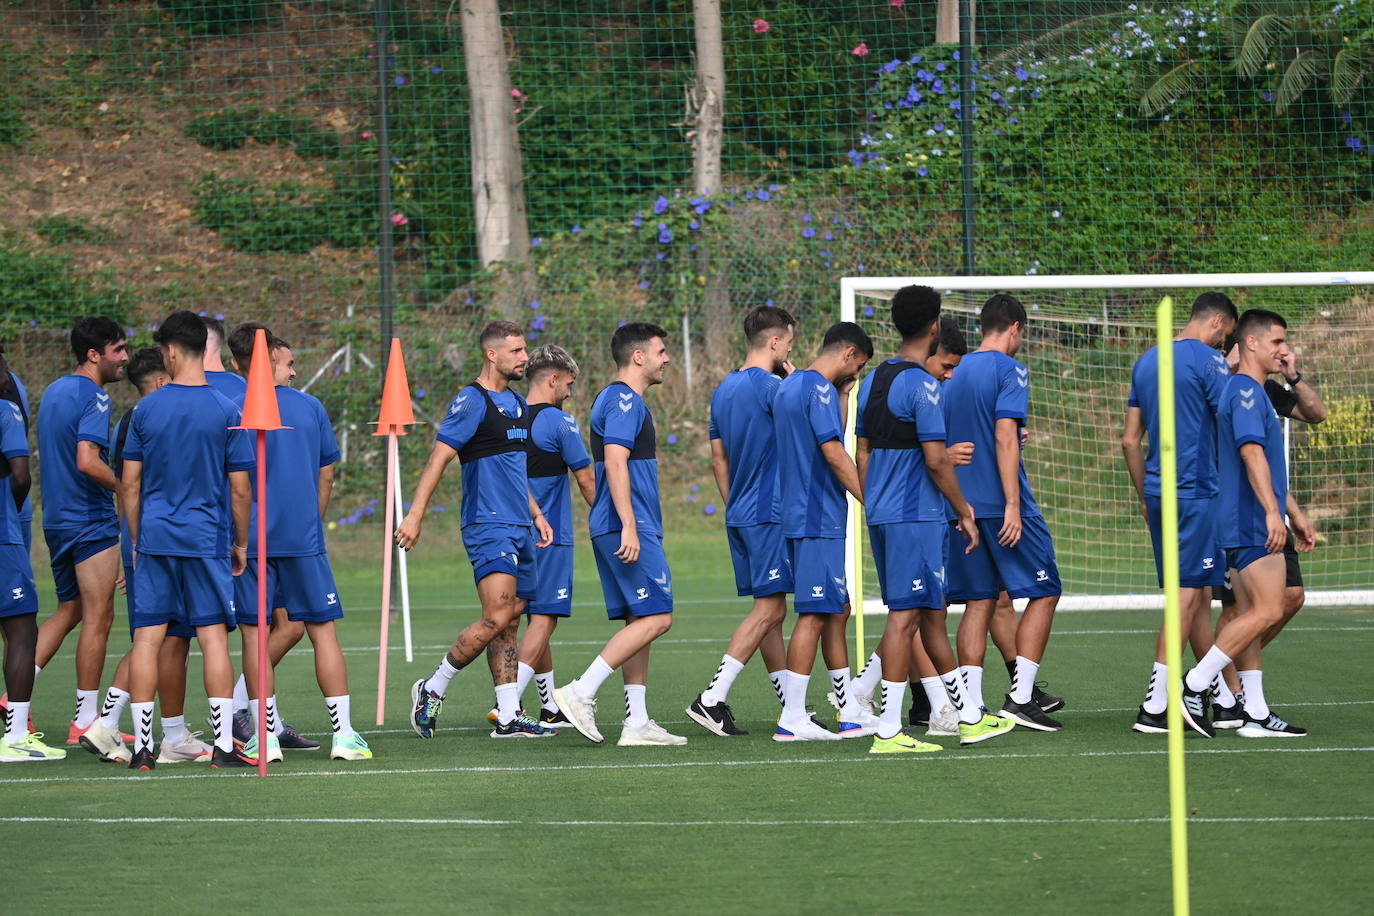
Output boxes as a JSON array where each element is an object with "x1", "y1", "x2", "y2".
[
  {"x1": 0, "y1": 732, "x2": 68, "y2": 762},
  {"x1": 330, "y1": 730, "x2": 373, "y2": 761},
  {"x1": 959, "y1": 713, "x2": 1016, "y2": 746},
  {"x1": 870, "y1": 732, "x2": 943, "y2": 754}
]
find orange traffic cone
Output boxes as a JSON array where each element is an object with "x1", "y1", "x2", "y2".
[
  {"x1": 233, "y1": 328, "x2": 287, "y2": 431},
  {"x1": 373, "y1": 337, "x2": 416, "y2": 435}
]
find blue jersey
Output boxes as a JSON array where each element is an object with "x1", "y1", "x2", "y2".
[
  {"x1": 856, "y1": 361, "x2": 949, "y2": 524},
  {"x1": 243, "y1": 387, "x2": 341, "y2": 558},
  {"x1": 773, "y1": 369, "x2": 847, "y2": 539},
  {"x1": 588, "y1": 382, "x2": 662, "y2": 538},
  {"x1": 111, "y1": 410, "x2": 136, "y2": 569},
  {"x1": 124, "y1": 384, "x2": 254, "y2": 558},
  {"x1": 36, "y1": 374, "x2": 117, "y2": 534},
  {"x1": 709, "y1": 368, "x2": 783, "y2": 527},
  {"x1": 436, "y1": 385, "x2": 531, "y2": 528},
  {"x1": 0, "y1": 401, "x2": 28, "y2": 546},
  {"x1": 943, "y1": 350, "x2": 1040, "y2": 519},
  {"x1": 9, "y1": 372, "x2": 32, "y2": 524},
  {"x1": 1217, "y1": 375, "x2": 1287, "y2": 549},
  {"x1": 1128, "y1": 339, "x2": 1229, "y2": 498},
  {"x1": 527, "y1": 404, "x2": 591, "y2": 546},
  {"x1": 206, "y1": 370, "x2": 247, "y2": 403}
]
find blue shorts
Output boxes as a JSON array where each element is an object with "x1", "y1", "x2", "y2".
[
  {"x1": 727, "y1": 523, "x2": 792, "y2": 598},
  {"x1": 591, "y1": 532, "x2": 673, "y2": 620},
  {"x1": 0, "y1": 544, "x2": 39, "y2": 619},
  {"x1": 869, "y1": 521, "x2": 948, "y2": 611},
  {"x1": 1146, "y1": 495, "x2": 1224, "y2": 589},
  {"x1": 947, "y1": 515, "x2": 1061, "y2": 602},
  {"x1": 124, "y1": 563, "x2": 193, "y2": 640},
  {"x1": 529, "y1": 543, "x2": 574, "y2": 616},
  {"x1": 131, "y1": 554, "x2": 236, "y2": 631},
  {"x1": 1226, "y1": 545, "x2": 1275, "y2": 574},
  {"x1": 788, "y1": 536, "x2": 848, "y2": 614},
  {"x1": 44, "y1": 525, "x2": 119, "y2": 602},
  {"x1": 233, "y1": 554, "x2": 343, "y2": 626},
  {"x1": 20, "y1": 517, "x2": 32, "y2": 557},
  {"x1": 462, "y1": 523, "x2": 538, "y2": 599}
]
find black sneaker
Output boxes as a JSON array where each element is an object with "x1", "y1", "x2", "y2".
[
  {"x1": 1132, "y1": 705, "x2": 1169, "y2": 734},
  {"x1": 128, "y1": 748, "x2": 157, "y2": 771},
  {"x1": 1212, "y1": 700, "x2": 1245, "y2": 730},
  {"x1": 685, "y1": 694, "x2": 748, "y2": 736},
  {"x1": 1236, "y1": 712, "x2": 1307, "y2": 738},
  {"x1": 231, "y1": 709, "x2": 252, "y2": 744},
  {"x1": 998, "y1": 695, "x2": 1063, "y2": 731},
  {"x1": 1032, "y1": 682, "x2": 1065, "y2": 714},
  {"x1": 907, "y1": 682, "x2": 931, "y2": 728},
  {"x1": 210, "y1": 745, "x2": 258, "y2": 768},
  {"x1": 278, "y1": 722, "x2": 321, "y2": 750},
  {"x1": 1179, "y1": 683, "x2": 1216, "y2": 738},
  {"x1": 539, "y1": 707, "x2": 574, "y2": 729}
]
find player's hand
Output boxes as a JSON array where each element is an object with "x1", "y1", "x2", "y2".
[
  {"x1": 115, "y1": 570, "x2": 127, "y2": 595},
  {"x1": 1290, "y1": 510, "x2": 1317, "y2": 553},
  {"x1": 615, "y1": 526, "x2": 641, "y2": 564},
  {"x1": 956, "y1": 512, "x2": 979, "y2": 554},
  {"x1": 533, "y1": 513, "x2": 554, "y2": 548},
  {"x1": 779, "y1": 360, "x2": 795, "y2": 379},
  {"x1": 231, "y1": 543, "x2": 247, "y2": 576},
  {"x1": 948, "y1": 441, "x2": 974, "y2": 466},
  {"x1": 1020, "y1": 427, "x2": 1030, "y2": 448},
  {"x1": 1276, "y1": 347, "x2": 1299, "y2": 382},
  {"x1": 394, "y1": 512, "x2": 422, "y2": 551},
  {"x1": 1139, "y1": 500, "x2": 1150, "y2": 528},
  {"x1": 1264, "y1": 509, "x2": 1286, "y2": 554},
  {"x1": 836, "y1": 375, "x2": 857, "y2": 396},
  {"x1": 998, "y1": 504, "x2": 1022, "y2": 548}
]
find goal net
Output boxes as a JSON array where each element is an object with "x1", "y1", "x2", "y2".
[{"x1": 840, "y1": 272, "x2": 1374, "y2": 613}]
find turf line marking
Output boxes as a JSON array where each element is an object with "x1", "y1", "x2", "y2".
[{"x1": 3, "y1": 745, "x2": 1371, "y2": 786}]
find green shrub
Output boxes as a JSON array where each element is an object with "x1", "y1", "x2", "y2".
[
  {"x1": 31, "y1": 215, "x2": 115, "y2": 246},
  {"x1": 192, "y1": 173, "x2": 329, "y2": 253},
  {"x1": 156, "y1": 0, "x2": 281, "y2": 37},
  {"x1": 186, "y1": 106, "x2": 263, "y2": 151},
  {"x1": 0, "y1": 237, "x2": 130, "y2": 330}
]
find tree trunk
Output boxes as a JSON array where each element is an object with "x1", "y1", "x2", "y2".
[
  {"x1": 692, "y1": 0, "x2": 731, "y2": 388},
  {"x1": 936, "y1": 0, "x2": 974, "y2": 45}
]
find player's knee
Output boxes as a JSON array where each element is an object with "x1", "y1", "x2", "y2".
[{"x1": 648, "y1": 613, "x2": 673, "y2": 637}]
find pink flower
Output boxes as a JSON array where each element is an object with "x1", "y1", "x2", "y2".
[
  {"x1": 511, "y1": 87, "x2": 523, "y2": 98},
  {"x1": 361, "y1": 130, "x2": 373, "y2": 139},
  {"x1": 753, "y1": 19, "x2": 769, "y2": 33},
  {"x1": 852, "y1": 43, "x2": 870, "y2": 57},
  {"x1": 889, "y1": 0, "x2": 904, "y2": 7},
  {"x1": 391, "y1": 213, "x2": 408, "y2": 227}
]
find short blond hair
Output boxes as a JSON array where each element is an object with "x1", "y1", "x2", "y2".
[{"x1": 527, "y1": 344, "x2": 579, "y2": 381}]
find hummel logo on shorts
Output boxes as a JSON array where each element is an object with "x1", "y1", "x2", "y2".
[
  {"x1": 1036, "y1": 569, "x2": 1049, "y2": 582},
  {"x1": 811, "y1": 585, "x2": 825, "y2": 598}
]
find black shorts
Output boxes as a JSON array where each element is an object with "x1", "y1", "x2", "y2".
[{"x1": 1213, "y1": 532, "x2": 1303, "y2": 604}]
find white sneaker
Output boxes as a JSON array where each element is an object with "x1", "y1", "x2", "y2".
[
  {"x1": 552, "y1": 682, "x2": 604, "y2": 744},
  {"x1": 773, "y1": 716, "x2": 842, "y2": 742},
  {"x1": 836, "y1": 706, "x2": 880, "y2": 738},
  {"x1": 925, "y1": 703, "x2": 960, "y2": 737},
  {"x1": 156, "y1": 731, "x2": 213, "y2": 764},
  {"x1": 618, "y1": 719, "x2": 687, "y2": 746},
  {"x1": 77, "y1": 720, "x2": 132, "y2": 763},
  {"x1": 826, "y1": 689, "x2": 874, "y2": 717}
]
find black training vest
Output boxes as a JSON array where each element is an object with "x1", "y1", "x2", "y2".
[
  {"x1": 526, "y1": 403, "x2": 569, "y2": 479},
  {"x1": 455, "y1": 383, "x2": 529, "y2": 465},
  {"x1": 111, "y1": 411, "x2": 133, "y2": 480},
  {"x1": 862, "y1": 360, "x2": 921, "y2": 450},
  {"x1": 590, "y1": 382, "x2": 656, "y2": 462}
]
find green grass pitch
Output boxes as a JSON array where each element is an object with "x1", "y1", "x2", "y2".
[{"x1": 4, "y1": 526, "x2": 1372, "y2": 914}]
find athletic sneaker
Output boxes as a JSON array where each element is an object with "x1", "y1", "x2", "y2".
[
  {"x1": 0, "y1": 732, "x2": 67, "y2": 762},
  {"x1": 618, "y1": 719, "x2": 688, "y2": 746},
  {"x1": 210, "y1": 745, "x2": 257, "y2": 768},
  {"x1": 772, "y1": 717, "x2": 842, "y2": 742},
  {"x1": 539, "y1": 707, "x2": 573, "y2": 730},
  {"x1": 999, "y1": 695, "x2": 1063, "y2": 732},
  {"x1": 410, "y1": 679, "x2": 444, "y2": 739},
  {"x1": 551, "y1": 682, "x2": 603, "y2": 744},
  {"x1": 826, "y1": 689, "x2": 874, "y2": 718},
  {"x1": 1212, "y1": 700, "x2": 1245, "y2": 730},
  {"x1": 231, "y1": 709, "x2": 253, "y2": 744},
  {"x1": 958, "y1": 713, "x2": 1015, "y2": 746},
  {"x1": 128, "y1": 748, "x2": 156, "y2": 771},
  {"x1": 685, "y1": 694, "x2": 747, "y2": 736},
  {"x1": 1132, "y1": 705, "x2": 1169, "y2": 734},
  {"x1": 907, "y1": 685, "x2": 931, "y2": 728},
  {"x1": 925, "y1": 703, "x2": 960, "y2": 737},
  {"x1": 1033, "y1": 682, "x2": 1065, "y2": 714},
  {"x1": 1237, "y1": 712, "x2": 1307, "y2": 738},
  {"x1": 869, "y1": 731, "x2": 943, "y2": 754},
  {"x1": 1179, "y1": 684, "x2": 1216, "y2": 738},
  {"x1": 156, "y1": 731, "x2": 213, "y2": 764},
  {"x1": 242, "y1": 733, "x2": 283, "y2": 763},
  {"x1": 78, "y1": 720, "x2": 132, "y2": 763},
  {"x1": 330, "y1": 730, "x2": 374, "y2": 760},
  {"x1": 0, "y1": 694, "x2": 35, "y2": 734},
  {"x1": 836, "y1": 707, "x2": 880, "y2": 738},
  {"x1": 491, "y1": 714, "x2": 555, "y2": 738},
  {"x1": 67, "y1": 720, "x2": 134, "y2": 747},
  {"x1": 278, "y1": 722, "x2": 321, "y2": 750}
]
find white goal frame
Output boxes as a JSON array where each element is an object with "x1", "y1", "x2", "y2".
[{"x1": 840, "y1": 271, "x2": 1374, "y2": 614}]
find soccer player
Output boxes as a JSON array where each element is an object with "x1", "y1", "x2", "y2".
[
  {"x1": 1121, "y1": 292, "x2": 1237, "y2": 734},
  {"x1": 501, "y1": 344, "x2": 594, "y2": 730},
  {"x1": 686, "y1": 305, "x2": 796, "y2": 737},
  {"x1": 398, "y1": 321, "x2": 555, "y2": 739},
  {"x1": 230, "y1": 335, "x2": 371, "y2": 761},
  {"x1": 0, "y1": 385, "x2": 63, "y2": 761},
  {"x1": 769, "y1": 321, "x2": 872, "y2": 742},
  {"x1": 121, "y1": 310, "x2": 258, "y2": 769},
  {"x1": 204, "y1": 315, "x2": 247, "y2": 402},
  {"x1": 0, "y1": 346, "x2": 34, "y2": 557},
  {"x1": 944, "y1": 294, "x2": 1064, "y2": 732},
  {"x1": 552, "y1": 322, "x2": 685, "y2": 747},
  {"x1": 30, "y1": 317, "x2": 128, "y2": 745},
  {"x1": 1180, "y1": 313, "x2": 1319, "y2": 738}
]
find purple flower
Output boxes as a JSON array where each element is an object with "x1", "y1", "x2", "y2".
[
  {"x1": 530, "y1": 299, "x2": 541, "y2": 310},
  {"x1": 863, "y1": 306, "x2": 875, "y2": 317},
  {"x1": 1341, "y1": 109, "x2": 1353, "y2": 125},
  {"x1": 658, "y1": 225, "x2": 673, "y2": 244},
  {"x1": 198, "y1": 310, "x2": 207, "y2": 317},
  {"x1": 819, "y1": 250, "x2": 831, "y2": 258},
  {"x1": 823, "y1": 231, "x2": 834, "y2": 241},
  {"x1": 531, "y1": 315, "x2": 547, "y2": 331},
  {"x1": 653, "y1": 195, "x2": 669, "y2": 215},
  {"x1": 532, "y1": 237, "x2": 542, "y2": 246},
  {"x1": 571, "y1": 224, "x2": 581, "y2": 234},
  {"x1": 429, "y1": 65, "x2": 441, "y2": 75},
  {"x1": 638, "y1": 280, "x2": 651, "y2": 289},
  {"x1": 801, "y1": 227, "x2": 816, "y2": 238},
  {"x1": 1262, "y1": 90, "x2": 1275, "y2": 102},
  {"x1": 124, "y1": 327, "x2": 135, "y2": 337},
  {"x1": 802, "y1": 212, "x2": 813, "y2": 222},
  {"x1": 917, "y1": 166, "x2": 928, "y2": 177},
  {"x1": 29, "y1": 319, "x2": 38, "y2": 327},
  {"x1": 415, "y1": 388, "x2": 426, "y2": 399},
  {"x1": 704, "y1": 504, "x2": 717, "y2": 516},
  {"x1": 656, "y1": 251, "x2": 666, "y2": 260},
  {"x1": 395, "y1": 75, "x2": 406, "y2": 86},
  {"x1": 883, "y1": 59, "x2": 901, "y2": 73},
  {"x1": 757, "y1": 189, "x2": 771, "y2": 201},
  {"x1": 687, "y1": 493, "x2": 697, "y2": 503},
  {"x1": 936, "y1": 62, "x2": 946, "y2": 72},
  {"x1": 690, "y1": 484, "x2": 700, "y2": 492},
  {"x1": 1347, "y1": 137, "x2": 1364, "y2": 151},
  {"x1": 689, "y1": 220, "x2": 700, "y2": 230},
  {"x1": 434, "y1": 505, "x2": 446, "y2": 513},
  {"x1": 666, "y1": 434, "x2": 678, "y2": 445},
  {"x1": 632, "y1": 217, "x2": 642, "y2": 228},
  {"x1": 1015, "y1": 66, "x2": 1029, "y2": 81},
  {"x1": 363, "y1": 506, "x2": 376, "y2": 516},
  {"x1": 934, "y1": 121, "x2": 945, "y2": 131}
]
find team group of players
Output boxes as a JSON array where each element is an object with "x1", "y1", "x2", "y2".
[{"x1": 0, "y1": 284, "x2": 1321, "y2": 763}]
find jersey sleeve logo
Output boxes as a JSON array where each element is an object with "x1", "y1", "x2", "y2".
[
  {"x1": 618, "y1": 391, "x2": 635, "y2": 413},
  {"x1": 447, "y1": 393, "x2": 468, "y2": 416},
  {"x1": 562, "y1": 413, "x2": 581, "y2": 433},
  {"x1": 923, "y1": 379, "x2": 941, "y2": 405},
  {"x1": 815, "y1": 383, "x2": 833, "y2": 405},
  {"x1": 1014, "y1": 366, "x2": 1029, "y2": 388},
  {"x1": 94, "y1": 392, "x2": 111, "y2": 413},
  {"x1": 5, "y1": 403, "x2": 20, "y2": 421},
  {"x1": 1238, "y1": 387, "x2": 1255, "y2": 410}
]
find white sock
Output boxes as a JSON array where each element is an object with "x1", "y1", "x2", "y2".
[
  {"x1": 852, "y1": 652, "x2": 883, "y2": 698},
  {"x1": 98, "y1": 686, "x2": 130, "y2": 731},
  {"x1": 574, "y1": 655, "x2": 615, "y2": 699},
  {"x1": 232, "y1": 675, "x2": 250, "y2": 713},
  {"x1": 920, "y1": 676, "x2": 948, "y2": 713},
  {"x1": 208, "y1": 697, "x2": 233, "y2": 752},
  {"x1": 959, "y1": 665, "x2": 984, "y2": 713},
  {"x1": 768, "y1": 669, "x2": 787, "y2": 706},
  {"x1": 829, "y1": 667, "x2": 851, "y2": 712},
  {"x1": 494, "y1": 682, "x2": 521, "y2": 725},
  {"x1": 252, "y1": 695, "x2": 282, "y2": 736},
  {"x1": 34, "y1": 664, "x2": 42, "y2": 680},
  {"x1": 877, "y1": 680, "x2": 906, "y2": 740},
  {"x1": 5, "y1": 701, "x2": 30, "y2": 742},
  {"x1": 132, "y1": 701, "x2": 155, "y2": 753},
  {"x1": 623, "y1": 684, "x2": 649, "y2": 728},
  {"x1": 1184, "y1": 646, "x2": 1232, "y2": 692},
  {"x1": 1211, "y1": 675, "x2": 1237, "y2": 708},
  {"x1": 701, "y1": 654, "x2": 745, "y2": 706},
  {"x1": 515, "y1": 662, "x2": 536, "y2": 703},
  {"x1": 326, "y1": 695, "x2": 352, "y2": 734},
  {"x1": 1010, "y1": 656, "x2": 1039, "y2": 705},
  {"x1": 1238, "y1": 670, "x2": 1268, "y2": 719},
  {"x1": 1143, "y1": 662, "x2": 1169, "y2": 715},
  {"x1": 426, "y1": 654, "x2": 463, "y2": 698},
  {"x1": 781, "y1": 671, "x2": 809, "y2": 722},
  {"x1": 943, "y1": 670, "x2": 979, "y2": 725},
  {"x1": 73, "y1": 689, "x2": 98, "y2": 728},
  {"x1": 535, "y1": 672, "x2": 557, "y2": 712},
  {"x1": 161, "y1": 715, "x2": 189, "y2": 746}
]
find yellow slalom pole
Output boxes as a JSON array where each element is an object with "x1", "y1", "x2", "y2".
[{"x1": 1156, "y1": 296, "x2": 1191, "y2": 915}]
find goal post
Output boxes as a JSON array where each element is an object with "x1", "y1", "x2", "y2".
[{"x1": 840, "y1": 271, "x2": 1374, "y2": 618}]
